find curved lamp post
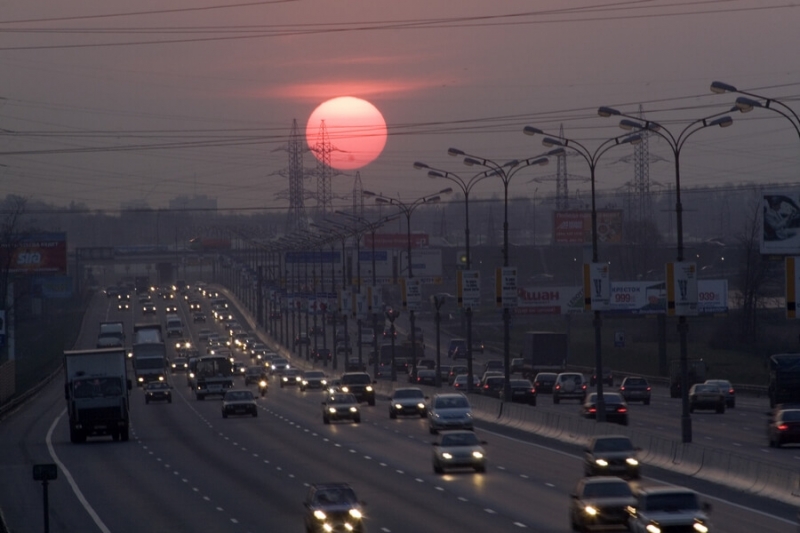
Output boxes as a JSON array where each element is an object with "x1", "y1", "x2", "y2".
[
  {"x1": 446, "y1": 147, "x2": 557, "y2": 401},
  {"x1": 362, "y1": 188, "x2": 453, "y2": 381},
  {"x1": 710, "y1": 81, "x2": 800, "y2": 141},
  {"x1": 597, "y1": 106, "x2": 734, "y2": 441},
  {"x1": 523, "y1": 126, "x2": 642, "y2": 420}
]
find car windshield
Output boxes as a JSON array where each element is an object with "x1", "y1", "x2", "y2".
[
  {"x1": 644, "y1": 492, "x2": 700, "y2": 512},
  {"x1": 342, "y1": 374, "x2": 371, "y2": 385},
  {"x1": 435, "y1": 396, "x2": 469, "y2": 409},
  {"x1": 593, "y1": 437, "x2": 635, "y2": 452},
  {"x1": 440, "y1": 432, "x2": 480, "y2": 447},
  {"x1": 305, "y1": 371, "x2": 325, "y2": 378},
  {"x1": 146, "y1": 382, "x2": 169, "y2": 390},
  {"x1": 625, "y1": 378, "x2": 647, "y2": 386},
  {"x1": 694, "y1": 385, "x2": 717, "y2": 393},
  {"x1": 394, "y1": 389, "x2": 424, "y2": 399},
  {"x1": 510, "y1": 380, "x2": 532, "y2": 387},
  {"x1": 314, "y1": 487, "x2": 357, "y2": 505},
  {"x1": 246, "y1": 367, "x2": 262, "y2": 375},
  {"x1": 329, "y1": 394, "x2": 357, "y2": 404},
  {"x1": 780, "y1": 410, "x2": 800, "y2": 421},
  {"x1": 225, "y1": 391, "x2": 253, "y2": 401},
  {"x1": 273, "y1": 359, "x2": 288, "y2": 366},
  {"x1": 582, "y1": 481, "x2": 633, "y2": 499},
  {"x1": 536, "y1": 374, "x2": 557, "y2": 381}
]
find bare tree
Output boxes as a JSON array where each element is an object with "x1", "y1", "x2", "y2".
[{"x1": 0, "y1": 195, "x2": 30, "y2": 305}]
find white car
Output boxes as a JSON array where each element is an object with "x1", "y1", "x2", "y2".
[{"x1": 428, "y1": 392, "x2": 473, "y2": 434}]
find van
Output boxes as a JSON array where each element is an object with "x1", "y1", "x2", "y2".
[{"x1": 166, "y1": 317, "x2": 184, "y2": 338}]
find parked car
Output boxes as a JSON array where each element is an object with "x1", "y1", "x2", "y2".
[{"x1": 619, "y1": 376, "x2": 651, "y2": 405}]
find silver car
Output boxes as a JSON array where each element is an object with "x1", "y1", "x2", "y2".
[
  {"x1": 428, "y1": 392, "x2": 473, "y2": 434},
  {"x1": 432, "y1": 430, "x2": 486, "y2": 474}
]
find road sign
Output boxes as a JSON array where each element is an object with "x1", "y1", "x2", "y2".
[
  {"x1": 458, "y1": 270, "x2": 481, "y2": 308},
  {"x1": 583, "y1": 262, "x2": 610, "y2": 311},
  {"x1": 666, "y1": 262, "x2": 698, "y2": 316},
  {"x1": 495, "y1": 267, "x2": 518, "y2": 309}
]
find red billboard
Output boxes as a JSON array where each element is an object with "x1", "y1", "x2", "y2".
[
  {"x1": 552, "y1": 210, "x2": 623, "y2": 245},
  {"x1": 364, "y1": 233, "x2": 429, "y2": 249},
  {"x1": 1, "y1": 233, "x2": 67, "y2": 274}
]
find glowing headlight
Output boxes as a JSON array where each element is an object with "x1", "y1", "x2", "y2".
[
  {"x1": 323, "y1": 525, "x2": 333, "y2": 533},
  {"x1": 584, "y1": 505, "x2": 598, "y2": 516},
  {"x1": 693, "y1": 522, "x2": 708, "y2": 533},
  {"x1": 348, "y1": 509, "x2": 362, "y2": 519},
  {"x1": 366, "y1": 386, "x2": 373, "y2": 392},
  {"x1": 394, "y1": 403, "x2": 403, "y2": 410},
  {"x1": 595, "y1": 459, "x2": 609, "y2": 467},
  {"x1": 646, "y1": 524, "x2": 661, "y2": 533},
  {"x1": 138, "y1": 377, "x2": 144, "y2": 382},
  {"x1": 442, "y1": 452, "x2": 453, "y2": 459},
  {"x1": 342, "y1": 386, "x2": 350, "y2": 393},
  {"x1": 295, "y1": 376, "x2": 301, "y2": 381},
  {"x1": 321, "y1": 380, "x2": 328, "y2": 385},
  {"x1": 329, "y1": 407, "x2": 337, "y2": 414},
  {"x1": 171, "y1": 364, "x2": 176, "y2": 368},
  {"x1": 240, "y1": 368, "x2": 246, "y2": 373},
  {"x1": 417, "y1": 403, "x2": 425, "y2": 409},
  {"x1": 313, "y1": 510, "x2": 326, "y2": 520},
  {"x1": 302, "y1": 380, "x2": 309, "y2": 386},
  {"x1": 472, "y1": 451, "x2": 483, "y2": 459},
  {"x1": 349, "y1": 407, "x2": 357, "y2": 412},
  {"x1": 259, "y1": 380, "x2": 267, "y2": 387},
  {"x1": 626, "y1": 458, "x2": 639, "y2": 466},
  {"x1": 282, "y1": 377, "x2": 288, "y2": 382},
  {"x1": 158, "y1": 376, "x2": 164, "y2": 381}
]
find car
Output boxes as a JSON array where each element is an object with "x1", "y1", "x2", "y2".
[
  {"x1": 309, "y1": 325, "x2": 324, "y2": 337},
  {"x1": 447, "y1": 365, "x2": 468, "y2": 385},
  {"x1": 532, "y1": 372, "x2": 558, "y2": 394},
  {"x1": 281, "y1": 368, "x2": 303, "y2": 388},
  {"x1": 117, "y1": 300, "x2": 130, "y2": 311},
  {"x1": 192, "y1": 312, "x2": 207, "y2": 323},
  {"x1": 359, "y1": 327, "x2": 374, "y2": 345},
  {"x1": 584, "y1": 435, "x2": 641, "y2": 479},
  {"x1": 438, "y1": 364, "x2": 452, "y2": 382},
  {"x1": 339, "y1": 372, "x2": 376, "y2": 406},
  {"x1": 270, "y1": 357, "x2": 290, "y2": 376},
  {"x1": 221, "y1": 389, "x2": 258, "y2": 418},
  {"x1": 144, "y1": 381, "x2": 172, "y2": 404},
  {"x1": 301, "y1": 370, "x2": 328, "y2": 391},
  {"x1": 417, "y1": 358, "x2": 436, "y2": 370},
  {"x1": 198, "y1": 329, "x2": 213, "y2": 342},
  {"x1": 389, "y1": 387, "x2": 428, "y2": 418},
  {"x1": 188, "y1": 299, "x2": 202, "y2": 310},
  {"x1": 345, "y1": 357, "x2": 367, "y2": 372},
  {"x1": 569, "y1": 476, "x2": 636, "y2": 532},
  {"x1": 479, "y1": 370, "x2": 504, "y2": 389},
  {"x1": 142, "y1": 303, "x2": 157, "y2": 315},
  {"x1": 432, "y1": 430, "x2": 487, "y2": 474},
  {"x1": 244, "y1": 365, "x2": 267, "y2": 386},
  {"x1": 452, "y1": 373, "x2": 480, "y2": 392},
  {"x1": 233, "y1": 361, "x2": 248, "y2": 376},
  {"x1": 382, "y1": 326, "x2": 397, "y2": 340},
  {"x1": 428, "y1": 392, "x2": 473, "y2": 434},
  {"x1": 590, "y1": 367, "x2": 614, "y2": 387},
  {"x1": 303, "y1": 483, "x2": 365, "y2": 533},
  {"x1": 482, "y1": 359, "x2": 504, "y2": 375},
  {"x1": 170, "y1": 357, "x2": 188, "y2": 373},
  {"x1": 619, "y1": 376, "x2": 652, "y2": 405},
  {"x1": 509, "y1": 378, "x2": 537, "y2": 405},
  {"x1": 553, "y1": 372, "x2": 587, "y2": 404},
  {"x1": 322, "y1": 392, "x2": 361, "y2": 424},
  {"x1": 414, "y1": 369, "x2": 438, "y2": 387},
  {"x1": 582, "y1": 392, "x2": 629, "y2": 426},
  {"x1": 335, "y1": 341, "x2": 352, "y2": 355},
  {"x1": 627, "y1": 486, "x2": 711, "y2": 533},
  {"x1": 294, "y1": 332, "x2": 311, "y2": 346},
  {"x1": 704, "y1": 379, "x2": 736, "y2": 408},
  {"x1": 689, "y1": 383, "x2": 726, "y2": 413},
  {"x1": 471, "y1": 335, "x2": 485, "y2": 354},
  {"x1": 313, "y1": 347, "x2": 333, "y2": 364},
  {"x1": 165, "y1": 304, "x2": 178, "y2": 314},
  {"x1": 481, "y1": 376, "x2": 506, "y2": 398},
  {"x1": 767, "y1": 408, "x2": 800, "y2": 448},
  {"x1": 447, "y1": 338, "x2": 468, "y2": 359}
]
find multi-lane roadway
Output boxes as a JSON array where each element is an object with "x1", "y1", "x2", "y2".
[{"x1": 0, "y1": 287, "x2": 796, "y2": 532}]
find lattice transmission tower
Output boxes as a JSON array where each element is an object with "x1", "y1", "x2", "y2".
[
  {"x1": 530, "y1": 124, "x2": 589, "y2": 210},
  {"x1": 280, "y1": 119, "x2": 308, "y2": 233},
  {"x1": 311, "y1": 120, "x2": 334, "y2": 215},
  {"x1": 352, "y1": 171, "x2": 364, "y2": 218}
]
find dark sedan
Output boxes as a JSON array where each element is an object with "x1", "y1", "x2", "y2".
[
  {"x1": 532, "y1": 372, "x2": 557, "y2": 394},
  {"x1": 581, "y1": 392, "x2": 628, "y2": 426},
  {"x1": 509, "y1": 378, "x2": 537, "y2": 406},
  {"x1": 144, "y1": 382, "x2": 172, "y2": 404},
  {"x1": 322, "y1": 392, "x2": 361, "y2": 424},
  {"x1": 767, "y1": 408, "x2": 800, "y2": 448},
  {"x1": 414, "y1": 369, "x2": 438, "y2": 387},
  {"x1": 689, "y1": 383, "x2": 725, "y2": 414},
  {"x1": 618, "y1": 376, "x2": 651, "y2": 405},
  {"x1": 569, "y1": 476, "x2": 636, "y2": 532},
  {"x1": 221, "y1": 389, "x2": 258, "y2": 418}
]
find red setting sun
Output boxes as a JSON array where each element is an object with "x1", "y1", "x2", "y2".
[{"x1": 305, "y1": 96, "x2": 387, "y2": 170}]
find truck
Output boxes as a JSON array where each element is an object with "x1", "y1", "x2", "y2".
[
  {"x1": 134, "y1": 275, "x2": 150, "y2": 294},
  {"x1": 192, "y1": 355, "x2": 234, "y2": 400},
  {"x1": 96, "y1": 321, "x2": 125, "y2": 348},
  {"x1": 768, "y1": 353, "x2": 800, "y2": 407},
  {"x1": 132, "y1": 323, "x2": 167, "y2": 385},
  {"x1": 518, "y1": 332, "x2": 568, "y2": 378},
  {"x1": 669, "y1": 358, "x2": 708, "y2": 398},
  {"x1": 64, "y1": 347, "x2": 131, "y2": 443}
]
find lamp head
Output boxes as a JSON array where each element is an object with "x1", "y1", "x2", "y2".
[
  {"x1": 428, "y1": 170, "x2": 444, "y2": 179},
  {"x1": 413, "y1": 161, "x2": 429, "y2": 170},
  {"x1": 547, "y1": 147, "x2": 566, "y2": 157},
  {"x1": 439, "y1": 187, "x2": 453, "y2": 195},
  {"x1": 463, "y1": 157, "x2": 480, "y2": 167},
  {"x1": 711, "y1": 116, "x2": 733, "y2": 128},
  {"x1": 523, "y1": 126, "x2": 543, "y2": 136},
  {"x1": 375, "y1": 197, "x2": 391, "y2": 205},
  {"x1": 735, "y1": 96, "x2": 761, "y2": 113},
  {"x1": 618, "y1": 119, "x2": 640, "y2": 131},
  {"x1": 447, "y1": 147, "x2": 465, "y2": 157},
  {"x1": 623, "y1": 134, "x2": 643, "y2": 145},
  {"x1": 362, "y1": 190, "x2": 376, "y2": 197},
  {"x1": 541, "y1": 137, "x2": 564, "y2": 148},
  {"x1": 597, "y1": 106, "x2": 621, "y2": 117},
  {"x1": 710, "y1": 81, "x2": 737, "y2": 94}
]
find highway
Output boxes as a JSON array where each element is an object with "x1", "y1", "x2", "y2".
[{"x1": 0, "y1": 288, "x2": 797, "y2": 532}]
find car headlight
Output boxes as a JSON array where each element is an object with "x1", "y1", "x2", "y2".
[
  {"x1": 171, "y1": 364, "x2": 176, "y2": 368},
  {"x1": 472, "y1": 451, "x2": 483, "y2": 459},
  {"x1": 158, "y1": 376, "x2": 164, "y2": 381},
  {"x1": 302, "y1": 380, "x2": 309, "y2": 386},
  {"x1": 138, "y1": 377, "x2": 144, "y2": 382},
  {"x1": 189, "y1": 372, "x2": 195, "y2": 378},
  {"x1": 693, "y1": 521, "x2": 708, "y2": 533},
  {"x1": 282, "y1": 377, "x2": 288, "y2": 382},
  {"x1": 366, "y1": 386, "x2": 373, "y2": 392},
  {"x1": 417, "y1": 403, "x2": 426, "y2": 409},
  {"x1": 321, "y1": 380, "x2": 327, "y2": 385},
  {"x1": 442, "y1": 452, "x2": 453, "y2": 460},
  {"x1": 584, "y1": 505, "x2": 598, "y2": 516},
  {"x1": 646, "y1": 524, "x2": 661, "y2": 533},
  {"x1": 626, "y1": 458, "x2": 639, "y2": 466},
  {"x1": 595, "y1": 459, "x2": 608, "y2": 467},
  {"x1": 342, "y1": 386, "x2": 350, "y2": 393},
  {"x1": 314, "y1": 510, "x2": 326, "y2": 520},
  {"x1": 259, "y1": 380, "x2": 267, "y2": 387},
  {"x1": 348, "y1": 509, "x2": 362, "y2": 519},
  {"x1": 349, "y1": 407, "x2": 358, "y2": 412},
  {"x1": 295, "y1": 376, "x2": 301, "y2": 382},
  {"x1": 328, "y1": 407, "x2": 337, "y2": 414}
]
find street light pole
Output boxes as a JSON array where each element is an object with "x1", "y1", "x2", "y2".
[
  {"x1": 446, "y1": 148, "x2": 556, "y2": 402},
  {"x1": 523, "y1": 126, "x2": 642, "y2": 420},
  {"x1": 363, "y1": 188, "x2": 453, "y2": 382},
  {"x1": 710, "y1": 81, "x2": 800, "y2": 141},
  {"x1": 598, "y1": 106, "x2": 735, "y2": 441}
]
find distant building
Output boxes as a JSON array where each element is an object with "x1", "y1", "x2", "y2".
[
  {"x1": 168, "y1": 195, "x2": 217, "y2": 212},
  {"x1": 120, "y1": 199, "x2": 151, "y2": 212}
]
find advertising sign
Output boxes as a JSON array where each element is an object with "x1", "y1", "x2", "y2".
[
  {"x1": 496, "y1": 267, "x2": 518, "y2": 309},
  {"x1": 583, "y1": 263, "x2": 610, "y2": 311},
  {"x1": 666, "y1": 262, "x2": 698, "y2": 316},
  {"x1": 364, "y1": 233, "x2": 429, "y2": 249},
  {"x1": 553, "y1": 210, "x2": 623, "y2": 245},
  {"x1": 458, "y1": 270, "x2": 481, "y2": 309},
  {"x1": 762, "y1": 192, "x2": 800, "y2": 255},
  {"x1": 399, "y1": 248, "x2": 442, "y2": 284},
  {"x1": 355, "y1": 249, "x2": 394, "y2": 285},
  {"x1": 401, "y1": 278, "x2": 422, "y2": 312},
  {"x1": 1, "y1": 233, "x2": 67, "y2": 274},
  {"x1": 787, "y1": 257, "x2": 800, "y2": 319},
  {"x1": 515, "y1": 285, "x2": 583, "y2": 315}
]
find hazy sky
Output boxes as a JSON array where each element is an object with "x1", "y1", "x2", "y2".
[{"x1": 1, "y1": 0, "x2": 799, "y2": 213}]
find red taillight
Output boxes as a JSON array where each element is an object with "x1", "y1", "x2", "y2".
[
  {"x1": 581, "y1": 384, "x2": 587, "y2": 390},
  {"x1": 589, "y1": 407, "x2": 597, "y2": 413},
  {"x1": 646, "y1": 387, "x2": 651, "y2": 391},
  {"x1": 531, "y1": 388, "x2": 536, "y2": 394},
  {"x1": 617, "y1": 407, "x2": 627, "y2": 413},
  {"x1": 620, "y1": 386, "x2": 626, "y2": 391},
  {"x1": 778, "y1": 424, "x2": 789, "y2": 431},
  {"x1": 555, "y1": 385, "x2": 561, "y2": 390},
  {"x1": 483, "y1": 385, "x2": 489, "y2": 390},
  {"x1": 729, "y1": 389, "x2": 735, "y2": 394}
]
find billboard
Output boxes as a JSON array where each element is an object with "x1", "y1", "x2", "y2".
[
  {"x1": 552, "y1": 210, "x2": 623, "y2": 245},
  {"x1": 0, "y1": 233, "x2": 67, "y2": 274},
  {"x1": 761, "y1": 192, "x2": 800, "y2": 255},
  {"x1": 364, "y1": 232, "x2": 429, "y2": 249},
  {"x1": 399, "y1": 248, "x2": 442, "y2": 284},
  {"x1": 515, "y1": 286, "x2": 583, "y2": 315}
]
